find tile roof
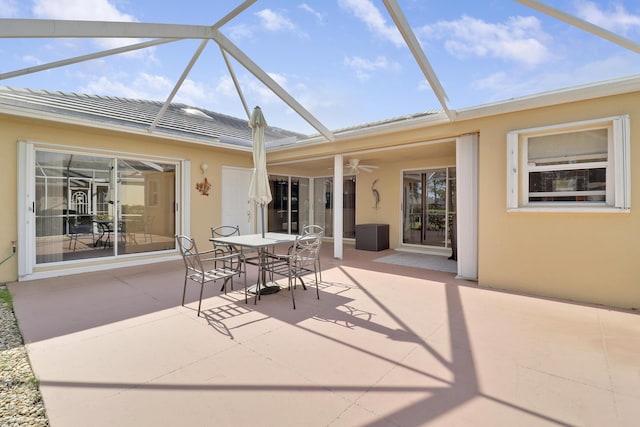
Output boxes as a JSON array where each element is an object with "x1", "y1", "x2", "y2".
[{"x1": 0, "y1": 86, "x2": 305, "y2": 149}]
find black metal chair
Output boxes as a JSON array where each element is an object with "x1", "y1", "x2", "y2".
[
  {"x1": 264, "y1": 233, "x2": 323, "y2": 309},
  {"x1": 67, "y1": 221, "x2": 95, "y2": 251},
  {"x1": 175, "y1": 234, "x2": 246, "y2": 316}
]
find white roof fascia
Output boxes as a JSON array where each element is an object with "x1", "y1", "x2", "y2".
[
  {"x1": 269, "y1": 112, "x2": 451, "y2": 151},
  {"x1": 517, "y1": 0, "x2": 640, "y2": 54},
  {"x1": 210, "y1": 29, "x2": 336, "y2": 142},
  {"x1": 0, "y1": 38, "x2": 177, "y2": 81},
  {"x1": 454, "y1": 74, "x2": 640, "y2": 122},
  {"x1": 0, "y1": 19, "x2": 215, "y2": 39},
  {"x1": 382, "y1": 0, "x2": 454, "y2": 121},
  {"x1": 286, "y1": 74, "x2": 640, "y2": 148},
  {"x1": 0, "y1": 104, "x2": 252, "y2": 152}
]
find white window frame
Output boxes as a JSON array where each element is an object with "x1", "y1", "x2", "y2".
[
  {"x1": 18, "y1": 140, "x2": 189, "y2": 280},
  {"x1": 507, "y1": 115, "x2": 630, "y2": 213}
]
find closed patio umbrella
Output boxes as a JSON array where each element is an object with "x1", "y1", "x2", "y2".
[{"x1": 248, "y1": 106, "x2": 272, "y2": 238}]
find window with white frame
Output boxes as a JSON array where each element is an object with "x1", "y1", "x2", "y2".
[{"x1": 507, "y1": 115, "x2": 630, "y2": 211}]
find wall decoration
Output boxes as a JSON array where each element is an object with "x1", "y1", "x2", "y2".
[
  {"x1": 196, "y1": 177, "x2": 211, "y2": 196},
  {"x1": 371, "y1": 178, "x2": 380, "y2": 209}
]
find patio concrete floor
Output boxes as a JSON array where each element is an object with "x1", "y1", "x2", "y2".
[{"x1": 8, "y1": 245, "x2": 640, "y2": 426}]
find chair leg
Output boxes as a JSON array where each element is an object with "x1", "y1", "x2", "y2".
[
  {"x1": 317, "y1": 258, "x2": 322, "y2": 283},
  {"x1": 197, "y1": 282, "x2": 204, "y2": 316},
  {"x1": 290, "y1": 275, "x2": 296, "y2": 309},
  {"x1": 243, "y1": 267, "x2": 248, "y2": 304},
  {"x1": 182, "y1": 277, "x2": 188, "y2": 306}
]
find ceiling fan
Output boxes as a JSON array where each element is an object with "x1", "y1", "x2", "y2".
[{"x1": 344, "y1": 158, "x2": 378, "y2": 175}]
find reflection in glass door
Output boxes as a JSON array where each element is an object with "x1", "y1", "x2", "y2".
[
  {"x1": 403, "y1": 168, "x2": 456, "y2": 248},
  {"x1": 312, "y1": 176, "x2": 356, "y2": 238},
  {"x1": 34, "y1": 149, "x2": 177, "y2": 264},
  {"x1": 267, "y1": 175, "x2": 309, "y2": 234}
]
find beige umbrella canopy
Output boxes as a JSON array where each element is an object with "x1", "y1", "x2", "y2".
[{"x1": 248, "y1": 106, "x2": 272, "y2": 237}]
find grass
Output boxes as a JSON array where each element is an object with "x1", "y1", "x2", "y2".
[{"x1": 0, "y1": 285, "x2": 13, "y2": 309}]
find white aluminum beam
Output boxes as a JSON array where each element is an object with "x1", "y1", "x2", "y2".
[
  {"x1": 517, "y1": 0, "x2": 640, "y2": 54},
  {"x1": 150, "y1": 0, "x2": 256, "y2": 131},
  {"x1": 382, "y1": 0, "x2": 454, "y2": 121},
  {"x1": 0, "y1": 38, "x2": 177, "y2": 81},
  {"x1": 0, "y1": 19, "x2": 215, "y2": 39},
  {"x1": 212, "y1": 0, "x2": 258, "y2": 31},
  {"x1": 149, "y1": 40, "x2": 209, "y2": 132},
  {"x1": 221, "y1": 47, "x2": 251, "y2": 120},
  {"x1": 210, "y1": 29, "x2": 335, "y2": 142}
]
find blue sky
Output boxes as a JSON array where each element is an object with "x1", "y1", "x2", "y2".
[{"x1": 1, "y1": 0, "x2": 639, "y2": 134}]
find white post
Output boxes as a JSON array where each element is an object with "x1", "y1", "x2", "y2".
[
  {"x1": 456, "y1": 133, "x2": 478, "y2": 280},
  {"x1": 333, "y1": 154, "x2": 343, "y2": 259}
]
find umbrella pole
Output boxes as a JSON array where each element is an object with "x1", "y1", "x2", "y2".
[{"x1": 261, "y1": 204, "x2": 265, "y2": 238}]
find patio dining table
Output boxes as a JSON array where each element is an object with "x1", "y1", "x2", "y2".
[{"x1": 209, "y1": 232, "x2": 298, "y2": 300}]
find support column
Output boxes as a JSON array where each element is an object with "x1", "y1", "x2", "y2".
[
  {"x1": 333, "y1": 154, "x2": 343, "y2": 259},
  {"x1": 456, "y1": 133, "x2": 478, "y2": 280}
]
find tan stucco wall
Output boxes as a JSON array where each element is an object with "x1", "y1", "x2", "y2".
[
  {"x1": 475, "y1": 93, "x2": 640, "y2": 309},
  {"x1": 2, "y1": 88, "x2": 638, "y2": 309},
  {"x1": 0, "y1": 114, "x2": 251, "y2": 282},
  {"x1": 269, "y1": 91, "x2": 640, "y2": 310}
]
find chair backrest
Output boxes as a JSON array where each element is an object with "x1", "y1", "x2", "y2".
[
  {"x1": 175, "y1": 234, "x2": 204, "y2": 273},
  {"x1": 211, "y1": 225, "x2": 240, "y2": 239},
  {"x1": 292, "y1": 233, "x2": 322, "y2": 269},
  {"x1": 301, "y1": 224, "x2": 324, "y2": 237}
]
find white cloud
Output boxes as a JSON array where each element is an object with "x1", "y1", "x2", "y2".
[
  {"x1": 344, "y1": 55, "x2": 397, "y2": 80},
  {"x1": 299, "y1": 3, "x2": 325, "y2": 24},
  {"x1": 0, "y1": 0, "x2": 19, "y2": 17},
  {"x1": 255, "y1": 9, "x2": 296, "y2": 32},
  {"x1": 32, "y1": 0, "x2": 146, "y2": 53},
  {"x1": 174, "y1": 80, "x2": 211, "y2": 106},
  {"x1": 79, "y1": 72, "x2": 174, "y2": 101},
  {"x1": 227, "y1": 24, "x2": 254, "y2": 41},
  {"x1": 32, "y1": 0, "x2": 134, "y2": 21},
  {"x1": 469, "y1": 50, "x2": 640, "y2": 105},
  {"x1": 419, "y1": 15, "x2": 552, "y2": 66},
  {"x1": 215, "y1": 75, "x2": 238, "y2": 98},
  {"x1": 338, "y1": 0, "x2": 404, "y2": 47},
  {"x1": 22, "y1": 55, "x2": 43, "y2": 66},
  {"x1": 575, "y1": 1, "x2": 640, "y2": 34}
]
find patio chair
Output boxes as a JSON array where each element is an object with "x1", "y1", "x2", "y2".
[
  {"x1": 67, "y1": 221, "x2": 95, "y2": 251},
  {"x1": 264, "y1": 232, "x2": 322, "y2": 309},
  {"x1": 175, "y1": 234, "x2": 247, "y2": 316},
  {"x1": 211, "y1": 225, "x2": 261, "y2": 271},
  {"x1": 301, "y1": 224, "x2": 324, "y2": 282}
]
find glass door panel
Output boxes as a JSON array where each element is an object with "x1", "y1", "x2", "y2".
[
  {"x1": 314, "y1": 177, "x2": 333, "y2": 237},
  {"x1": 34, "y1": 149, "x2": 177, "y2": 264},
  {"x1": 403, "y1": 168, "x2": 455, "y2": 248},
  {"x1": 312, "y1": 176, "x2": 356, "y2": 238},
  {"x1": 118, "y1": 159, "x2": 176, "y2": 255},
  {"x1": 267, "y1": 175, "x2": 310, "y2": 234},
  {"x1": 268, "y1": 175, "x2": 289, "y2": 233},
  {"x1": 35, "y1": 151, "x2": 114, "y2": 263}
]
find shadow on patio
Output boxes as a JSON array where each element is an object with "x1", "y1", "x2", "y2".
[{"x1": 8, "y1": 245, "x2": 639, "y2": 426}]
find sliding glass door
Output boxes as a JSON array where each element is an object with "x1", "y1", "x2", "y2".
[
  {"x1": 403, "y1": 167, "x2": 456, "y2": 248},
  {"x1": 313, "y1": 176, "x2": 356, "y2": 238},
  {"x1": 267, "y1": 175, "x2": 309, "y2": 234},
  {"x1": 34, "y1": 149, "x2": 177, "y2": 264}
]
